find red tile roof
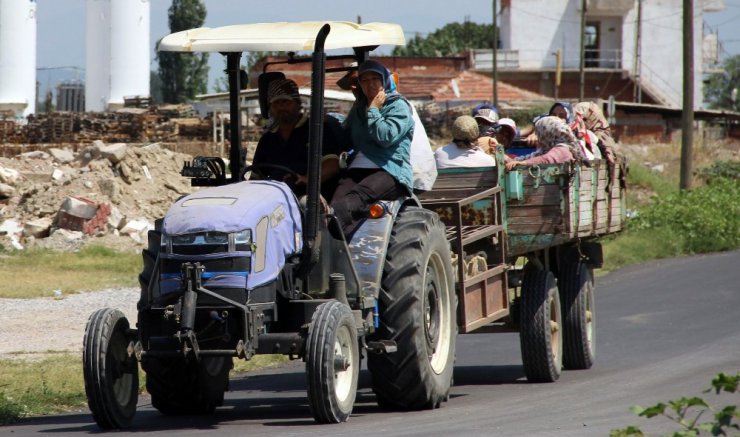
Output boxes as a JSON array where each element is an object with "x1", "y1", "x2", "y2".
[
  {"x1": 429, "y1": 70, "x2": 549, "y2": 103},
  {"x1": 249, "y1": 55, "x2": 550, "y2": 104}
]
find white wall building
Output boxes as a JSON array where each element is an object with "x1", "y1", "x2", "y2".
[
  {"x1": 85, "y1": 0, "x2": 150, "y2": 112},
  {"x1": 483, "y1": 0, "x2": 725, "y2": 108},
  {"x1": 0, "y1": 0, "x2": 37, "y2": 117}
]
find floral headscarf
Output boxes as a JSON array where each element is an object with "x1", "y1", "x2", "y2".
[
  {"x1": 534, "y1": 116, "x2": 584, "y2": 161},
  {"x1": 575, "y1": 101, "x2": 618, "y2": 163}
]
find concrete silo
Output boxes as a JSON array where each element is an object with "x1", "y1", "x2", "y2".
[
  {"x1": 0, "y1": 0, "x2": 37, "y2": 117},
  {"x1": 85, "y1": 0, "x2": 150, "y2": 112}
]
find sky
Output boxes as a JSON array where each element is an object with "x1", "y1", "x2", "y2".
[{"x1": 33, "y1": 0, "x2": 740, "y2": 97}]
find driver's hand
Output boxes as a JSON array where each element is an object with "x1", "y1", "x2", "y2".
[{"x1": 283, "y1": 173, "x2": 307, "y2": 186}]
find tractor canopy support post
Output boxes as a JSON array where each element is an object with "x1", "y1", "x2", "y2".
[
  {"x1": 227, "y1": 52, "x2": 244, "y2": 183},
  {"x1": 303, "y1": 24, "x2": 330, "y2": 262}
]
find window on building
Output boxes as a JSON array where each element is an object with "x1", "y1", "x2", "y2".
[{"x1": 585, "y1": 22, "x2": 600, "y2": 68}]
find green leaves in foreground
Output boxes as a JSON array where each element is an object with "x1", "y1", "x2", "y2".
[{"x1": 611, "y1": 372, "x2": 740, "y2": 437}]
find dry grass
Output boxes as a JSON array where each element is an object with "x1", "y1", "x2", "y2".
[{"x1": 0, "y1": 245, "x2": 140, "y2": 299}]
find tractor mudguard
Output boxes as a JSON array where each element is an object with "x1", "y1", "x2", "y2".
[{"x1": 346, "y1": 199, "x2": 404, "y2": 300}]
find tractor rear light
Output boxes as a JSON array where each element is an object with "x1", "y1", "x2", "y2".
[{"x1": 368, "y1": 202, "x2": 387, "y2": 219}]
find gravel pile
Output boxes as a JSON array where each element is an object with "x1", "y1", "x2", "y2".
[{"x1": 0, "y1": 288, "x2": 139, "y2": 359}]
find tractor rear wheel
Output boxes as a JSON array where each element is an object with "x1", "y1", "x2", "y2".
[
  {"x1": 368, "y1": 207, "x2": 456, "y2": 410},
  {"x1": 83, "y1": 308, "x2": 139, "y2": 429},
  {"x1": 306, "y1": 301, "x2": 359, "y2": 423}
]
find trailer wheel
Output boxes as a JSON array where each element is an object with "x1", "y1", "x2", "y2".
[
  {"x1": 559, "y1": 262, "x2": 596, "y2": 369},
  {"x1": 144, "y1": 356, "x2": 231, "y2": 415},
  {"x1": 306, "y1": 301, "x2": 359, "y2": 423},
  {"x1": 368, "y1": 207, "x2": 456, "y2": 410},
  {"x1": 519, "y1": 269, "x2": 562, "y2": 382},
  {"x1": 83, "y1": 308, "x2": 139, "y2": 429}
]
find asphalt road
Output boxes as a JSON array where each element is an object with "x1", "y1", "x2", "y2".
[{"x1": 6, "y1": 250, "x2": 739, "y2": 436}]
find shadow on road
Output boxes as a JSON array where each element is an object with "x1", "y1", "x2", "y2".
[
  {"x1": 10, "y1": 363, "x2": 529, "y2": 433},
  {"x1": 453, "y1": 364, "x2": 527, "y2": 386}
]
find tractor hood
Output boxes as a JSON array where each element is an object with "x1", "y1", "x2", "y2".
[{"x1": 162, "y1": 180, "x2": 303, "y2": 290}]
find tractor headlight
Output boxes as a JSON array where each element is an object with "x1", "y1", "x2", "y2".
[
  {"x1": 162, "y1": 229, "x2": 252, "y2": 254},
  {"x1": 234, "y1": 229, "x2": 252, "y2": 251}
]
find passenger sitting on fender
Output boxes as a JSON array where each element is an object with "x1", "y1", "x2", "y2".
[
  {"x1": 330, "y1": 60, "x2": 414, "y2": 239},
  {"x1": 251, "y1": 78, "x2": 342, "y2": 199},
  {"x1": 505, "y1": 116, "x2": 584, "y2": 171},
  {"x1": 434, "y1": 115, "x2": 497, "y2": 169}
]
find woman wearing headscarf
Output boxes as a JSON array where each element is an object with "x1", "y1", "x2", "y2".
[
  {"x1": 522, "y1": 101, "x2": 577, "y2": 147},
  {"x1": 574, "y1": 101, "x2": 618, "y2": 165},
  {"x1": 549, "y1": 101, "x2": 601, "y2": 160},
  {"x1": 330, "y1": 59, "x2": 414, "y2": 238},
  {"x1": 505, "y1": 116, "x2": 583, "y2": 170}
]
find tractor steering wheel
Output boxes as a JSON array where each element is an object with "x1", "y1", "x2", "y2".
[{"x1": 246, "y1": 163, "x2": 303, "y2": 186}]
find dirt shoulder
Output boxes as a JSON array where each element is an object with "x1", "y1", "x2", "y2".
[{"x1": 0, "y1": 288, "x2": 138, "y2": 360}]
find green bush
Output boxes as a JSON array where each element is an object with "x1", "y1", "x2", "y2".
[
  {"x1": 611, "y1": 372, "x2": 740, "y2": 437},
  {"x1": 630, "y1": 177, "x2": 740, "y2": 253},
  {"x1": 0, "y1": 389, "x2": 24, "y2": 425},
  {"x1": 695, "y1": 160, "x2": 740, "y2": 183},
  {"x1": 501, "y1": 104, "x2": 551, "y2": 128}
]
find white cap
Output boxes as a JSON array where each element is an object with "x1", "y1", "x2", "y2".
[{"x1": 496, "y1": 118, "x2": 517, "y2": 132}]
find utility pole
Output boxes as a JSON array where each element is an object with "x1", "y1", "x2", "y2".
[
  {"x1": 579, "y1": 0, "x2": 586, "y2": 101},
  {"x1": 492, "y1": 0, "x2": 498, "y2": 108},
  {"x1": 633, "y1": 0, "x2": 642, "y2": 103},
  {"x1": 680, "y1": 0, "x2": 694, "y2": 190}
]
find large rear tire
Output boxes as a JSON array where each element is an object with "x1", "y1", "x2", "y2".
[
  {"x1": 559, "y1": 261, "x2": 596, "y2": 369},
  {"x1": 519, "y1": 269, "x2": 562, "y2": 382},
  {"x1": 306, "y1": 301, "x2": 359, "y2": 423},
  {"x1": 144, "y1": 356, "x2": 231, "y2": 415},
  {"x1": 368, "y1": 207, "x2": 456, "y2": 410},
  {"x1": 83, "y1": 308, "x2": 139, "y2": 429}
]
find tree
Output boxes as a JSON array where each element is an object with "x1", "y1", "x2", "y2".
[
  {"x1": 156, "y1": 0, "x2": 209, "y2": 103},
  {"x1": 392, "y1": 21, "x2": 495, "y2": 57},
  {"x1": 150, "y1": 70, "x2": 164, "y2": 104},
  {"x1": 704, "y1": 54, "x2": 740, "y2": 112}
]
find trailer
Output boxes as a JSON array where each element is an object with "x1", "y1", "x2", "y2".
[{"x1": 419, "y1": 156, "x2": 626, "y2": 381}]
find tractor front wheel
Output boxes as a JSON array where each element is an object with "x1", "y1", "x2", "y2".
[
  {"x1": 83, "y1": 308, "x2": 139, "y2": 429},
  {"x1": 305, "y1": 300, "x2": 360, "y2": 423}
]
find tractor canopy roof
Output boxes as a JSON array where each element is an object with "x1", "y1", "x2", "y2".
[{"x1": 158, "y1": 21, "x2": 405, "y2": 53}]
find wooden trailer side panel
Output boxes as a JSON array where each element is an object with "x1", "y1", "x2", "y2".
[
  {"x1": 420, "y1": 167, "x2": 509, "y2": 333},
  {"x1": 506, "y1": 164, "x2": 574, "y2": 256}
]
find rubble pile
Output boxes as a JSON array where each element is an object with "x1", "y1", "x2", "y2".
[{"x1": 0, "y1": 141, "x2": 195, "y2": 252}]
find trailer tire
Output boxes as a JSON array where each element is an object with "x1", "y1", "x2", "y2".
[
  {"x1": 559, "y1": 261, "x2": 596, "y2": 370},
  {"x1": 306, "y1": 301, "x2": 359, "y2": 423},
  {"x1": 519, "y1": 268, "x2": 562, "y2": 382},
  {"x1": 83, "y1": 308, "x2": 139, "y2": 429},
  {"x1": 368, "y1": 207, "x2": 456, "y2": 410},
  {"x1": 144, "y1": 356, "x2": 231, "y2": 415}
]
